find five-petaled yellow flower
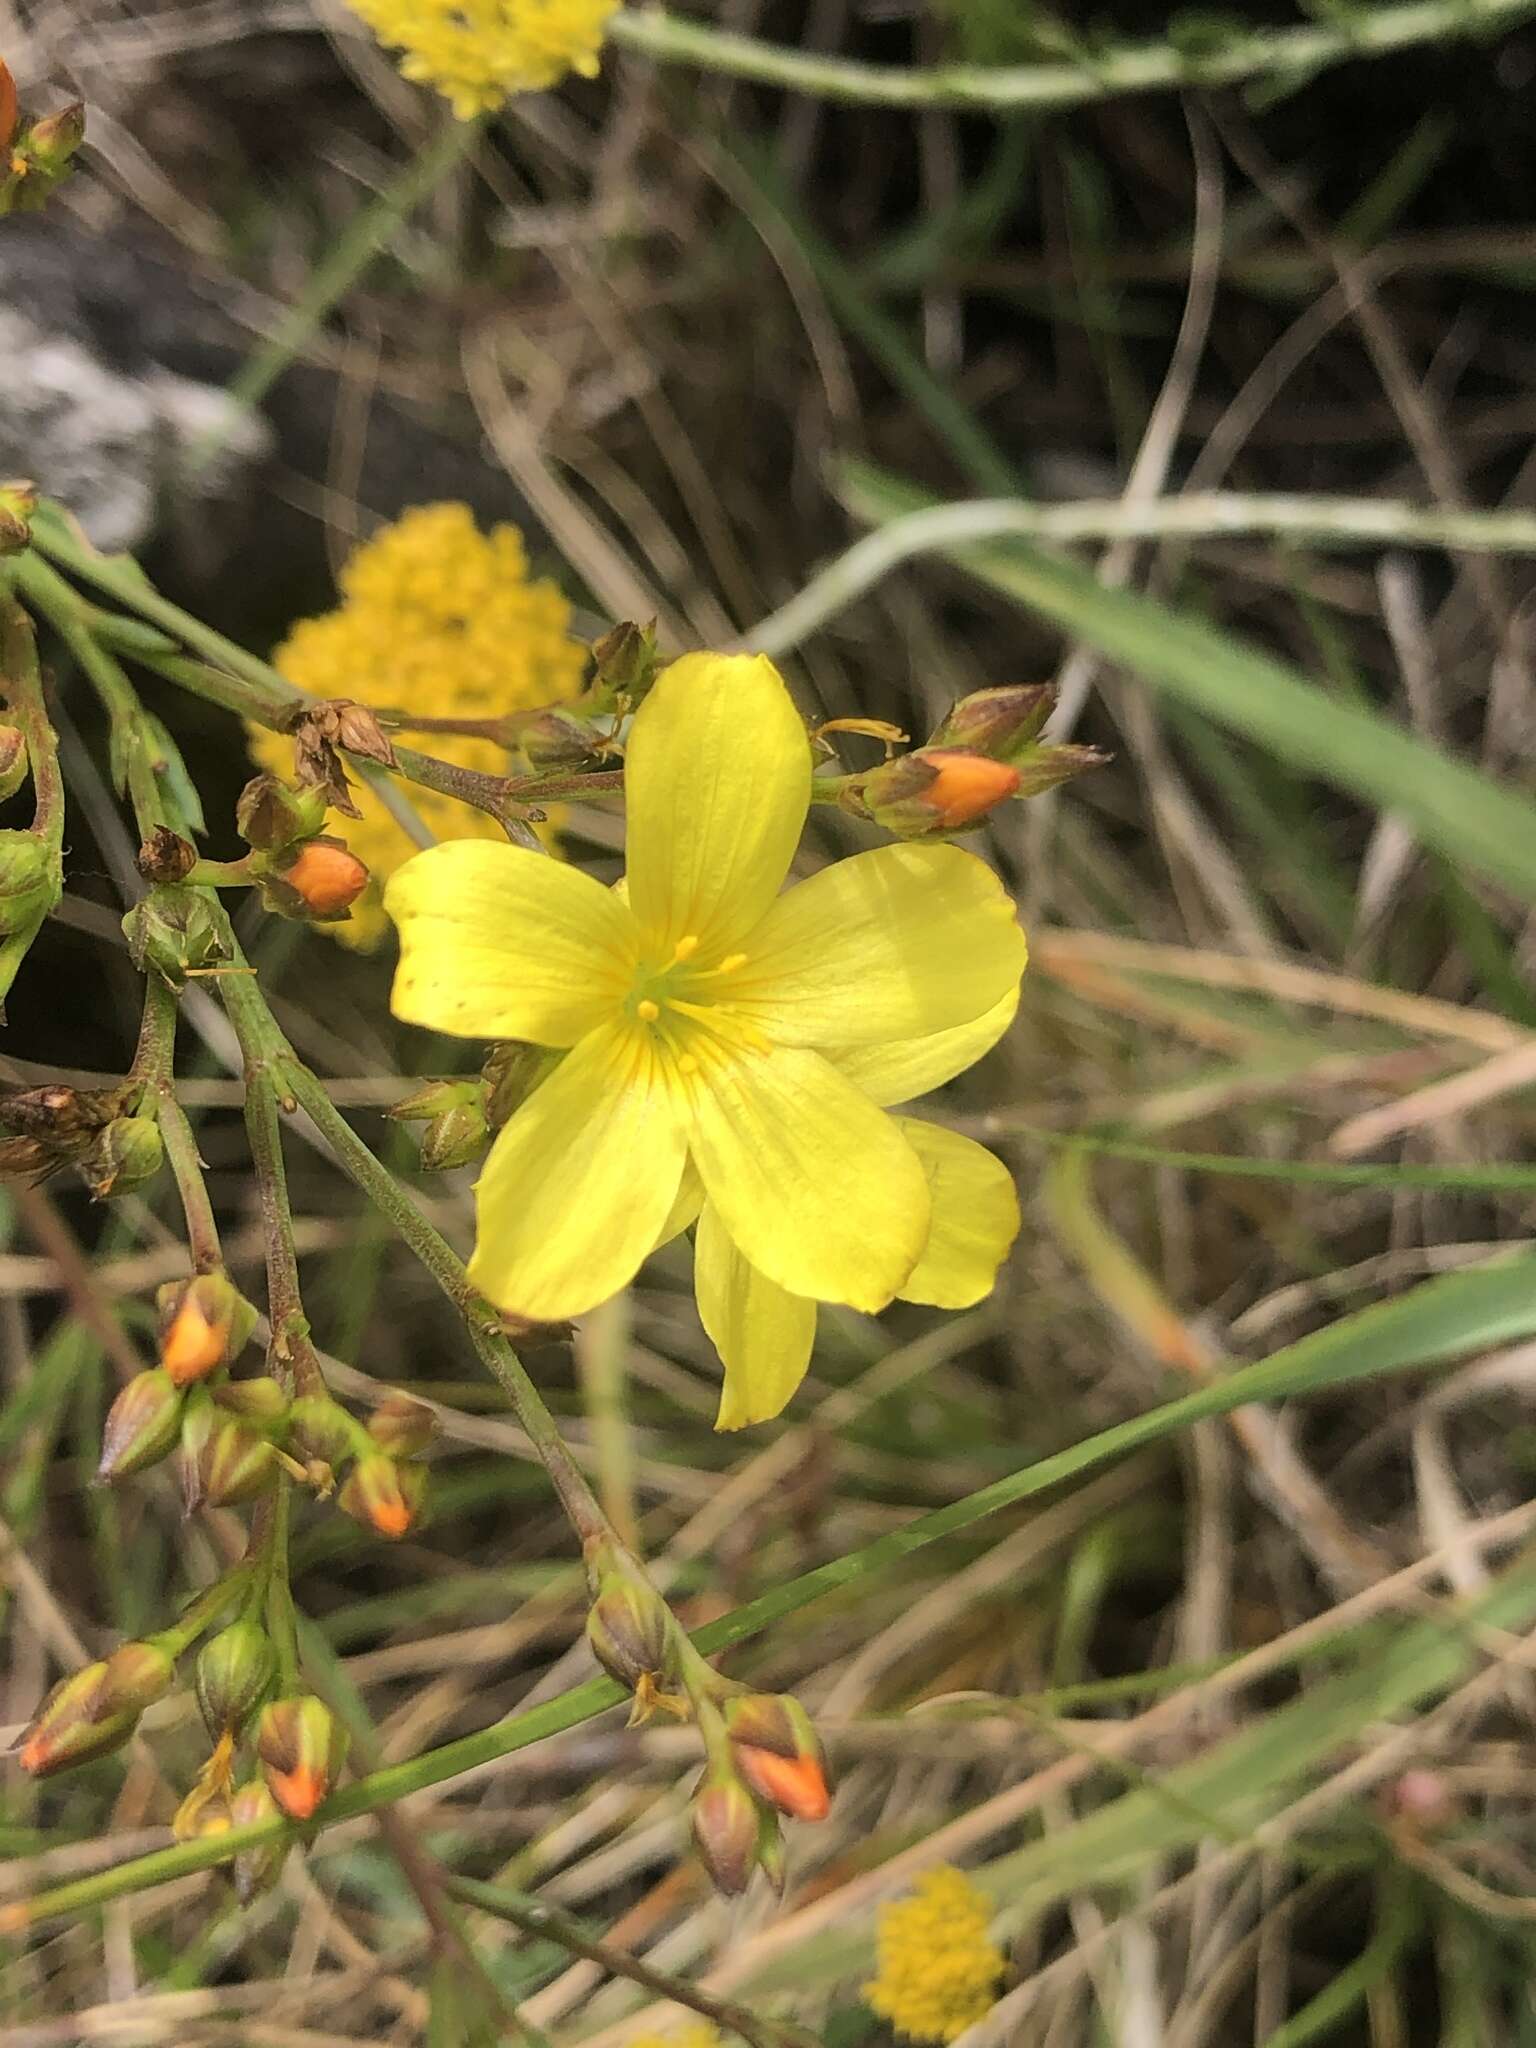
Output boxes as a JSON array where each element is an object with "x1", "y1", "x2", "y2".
[{"x1": 385, "y1": 654, "x2": 1026, "y2": 1428}]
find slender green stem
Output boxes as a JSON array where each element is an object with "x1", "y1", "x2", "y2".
[
  {"x1": 609, "y1": 0, "x2": 1536, "y2": 110},
  {"x1": 0, "y1": 594, "x2": 64, "y2": 1006},
  {"x1": 448, "y1": 1875, "x2": 818, "y2": 2048},
  {"x1": 135, "y1": 977, "x2": 224, "y2": 1271},
  {"x1": 740, "y1": 494, "x2": 1536, "y2": 660}
]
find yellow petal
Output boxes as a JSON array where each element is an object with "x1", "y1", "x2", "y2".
[
  {"x1": 387, "y1": 840, "x2": 637, "y2": 1047},
  {"x1": 896, "y1": 1119, "x2": 1020, "y2": 1309},
  {"x1": 653, "y1": 1160, "x2": 705, "y2": 1250},
  {"x1": 684, "y1": 1040, "x2": 929, "y2": 1311},
  {"x1": 623, "y1": 653, "x2": 810, "y2": 954},
  {"x1": 730, "y1": 844, "x2": 1026, "y2": 1047},
  {"x1": 832, "y1": 987, "x2": 1020, "y2": 1107},
  {"x1": 469, "y1": 1021, "x2": 686, "y2": 1320},
  {"x1": 695, "y1": 1205, "x2": 817, "y2": 1430}
]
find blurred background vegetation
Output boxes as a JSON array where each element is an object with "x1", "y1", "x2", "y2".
[{"x1": 6, "y1": 0, "x2": 1536, "y2": 2041}]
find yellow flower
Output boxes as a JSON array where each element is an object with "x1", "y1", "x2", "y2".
[
  {"x1": 864, "y1": 1865, "x2": 1007, "y2": 2044},
  {"x1": 342, "y1": 0, "x2": 616, "y2": 117},
  {"x1": 253, "y1": 503, "x2": 586, "y2": 949},
  {"x1": 385, "y1": 654, "x2": 1026, "y2": 1427}
]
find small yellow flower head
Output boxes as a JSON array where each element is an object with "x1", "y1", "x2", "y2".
[
  {"x1": 864, "y1": 1865, "x2": 1007, "y2": 2044},
  {"x1": 253, "y1": 503, "x2": 585, "y2": 948},
  {"x1": 342, "y1": 0, "x2": 616, "y2": 117}
]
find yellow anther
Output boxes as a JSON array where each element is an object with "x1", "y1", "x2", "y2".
[
  {"x1": 717, "y1": 952, "x2": 747, "y2": 973},
  {"x1": 671, "y1": 934, "x2": 701, "y2": 964},
  {"x1": 636, "y1": 999, "x2": 660, "y2": 1022},
  {"x1": 678, "y1": 1053, "x2": 699, "y2": 1075}
]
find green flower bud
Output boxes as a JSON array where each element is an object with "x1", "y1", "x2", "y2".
[
  {"x1": 481, "y1": 1042, "x2": 552, "y2": 1129},
  {"x1": 285, "y1": 1392, "x2": 358, "y2": 1467},
  {"x1": 0, "y1": 480, "x2": 36, "y2": 557},
  {"x1": 97, "y1": 1637, "x2": 177, "y2": 1717},
  {"x1": 586, "y1": 1569, "x2": 676, "y2": 1699},
  {"x1": 513, "y1": 706, "x2": 607, "y2": 772},
  {"x1": 365, "y1": 1394, "x2": 437, "y2": 1458},
  {"x1": 589, "y1": 618, "x2": 660, "y2": 706},
  {"x1": 929, "y1": 684, "x2": 1054, "y2": 759},
  {"x1": 1008, "y1": 741, "x2": 1112, "y2": 799},
  {"x1": 0, "y1": 828, "x2": 57, "y2": 934},
  {"x1": 79, "y1": 1115, "x2": 164, "y2": 1200},
  {"x1": 122, "y1": 886, "x2": 229, "y2": 989},
  {"x1": 181, "y1": 1401, "x2": 277, "y2": 1512},
  {"x1": 195, "y1": 1619, "x2": 277, "y2": 1739},
  {"x1": 235, "y1": 773, "x2": 329, "y2": 853},
  {"x1": 212, "y1": 1376, "x2": 289, "y2": 1425},
  {"x1": 98, "y1": 1368, "x2": 184, "y2": 1481},
  {"x1": 387, "y1": 1078, "x2": 478, "y2": 1124},
  {"x1": 417, "y1": 1100, "x2": 489, "y2": 1172}
]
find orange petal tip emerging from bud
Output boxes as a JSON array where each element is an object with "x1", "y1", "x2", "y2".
[
  {"x1": 916, "y1": 749, "x2": 1021, "y2": 829},
  {"x1": 734, "y1": 1742, "x2": 832, "y2": 1822},
  {"x1": 265, "y1": 1762, "x2": 326, "y2": 1820},
  {"x1": 273, "y1": 837, "x2": 369, "y2": 921}
]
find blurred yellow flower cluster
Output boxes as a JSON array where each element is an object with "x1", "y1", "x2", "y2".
[
  {"x1": 342, "y1": 0, "x2": 615, "y2": 116},
  {"x1": 254, "y1": 502, "x2": 585, "y2": 949},
  {"x1": 864, "y1": 1865, "x2": 1007, "y2": 2044}
]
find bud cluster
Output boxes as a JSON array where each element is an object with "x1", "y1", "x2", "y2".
[
  {"x1": 691, "y1": 1692, "x2": 832, "y2": 1898},
  {"x1": 390, "y1": 1042, "x2": 553, "y2": 1173},
  {"x1": 287, "y1": 1388, "x2": 434, "y2": 1541},
  {"x1": 0, "y1": 60, "x2": 85, "y2": 218},
  {"x1": 232, "y1": 771, "x2": 370, "y2": 924},
  {"x1": 98, "y1": 1269, "x2": 261, "y2": 1491},
  {"x1": 123, "y1": 884, "x2": 229, "y2": 989},
  {"x1": 850, "y1": 684, "x2": 1107, "y2": 841},
  {"x1": 0, "y1": 1080, "x2": 162, "y2": 1198}
]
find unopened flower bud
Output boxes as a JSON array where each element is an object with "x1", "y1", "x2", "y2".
[
  {"x1": 286, "y1": 1392, "x2": 357, "y2": 1466},
  {"x1": 336, "y1": 1454, "x2": 426, "y2": 1541},
  {"x1": 860, "y1": 749, "x2": 1021, "y2": 838},
  {"x1": 691, "y1": 1767, "x2": 762, "y2": 1897},
  {"x1": 212, "y1": 1376, "x2": 289, "y2": 1425},
  {"x1": 97, "y1": 1637, "x2": 176, "y2": 1717},
  {"x1": 157, "y1": 1271, "x2": 254, "y2": 1386},
  {"x1": 135, "y1": 826, "x2": 198, "y2": 884},
  {"x1": 256, "y1": 1695, "x2": 348, "y2": 1820},
  {"x1": 80, "y1": 1115, "x2": 163, "y2": 1200},
  {"x1": 514, "y1": 706, "x2": 607, "y2": 772},
  {"x1": 122, "y1": 886, "x2": 228, "y2": 989},
  {"x1": 98, "y1": 1368, "x2": 184, "y2": 1481},
  {"x1": 0, "y1": 481, "x2": 36, "y2": 557},
  {"x1": 0, "y1": 828, "x2": 57, "y2": 933},
  {"x1": 235, "y1": 773, "x2": 328, "y2": 852},
  {"x1": 1008, "y1": 741, "x2": 1111, "y2": 800},
  {"x1": 181, "y1": 1402, "x2": 277, "y2": 1512},
  {"x1": 481, "y1": 1042, "x2": 551, "y2": 1129},
  {"x1": 366, "y1": 1394, "x2": 437, "y2": 1458},
  {"x1": 724, "y1": 1693, "x2": 831, "y2": 1822},
  {"x1": 196, "y1": 1618, "x2": 277, "y2": 1738},
  {"x1": 0, "y1": 724, "x2": 27, "y2": 799},
  {"x1": 18, "y1": 1664, "x2": 136, "y2": 1777},
  {"x1": 929, "y1": 684, "x2": 1054, "y2": 759},
  {"x1": 417, "y1": 1101, "x2": 488, "y2": 1171},
  {"x1": 388, "y1": 1078, "x2": 475, "y2": 1123},
  {"x1": 590, "y1": 618, "x2": 660, "y2": 705},
  {"x1": 23, "y1": 101, "x2": 85, "y2": 172},
  {"x1": 259, "y1": 836, "x2": 369, "y2": 922},
  {"x1": 229, "y1": 1778, "x2": 289, "y2": 1902},
  {"x1": 586, "y1": 1571, "x2": 676, "y2": 1698}
]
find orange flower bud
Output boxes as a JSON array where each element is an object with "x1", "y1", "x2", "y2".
[
  {"x1": 860, "y1": 748, "x2": 1020, "y2": 838},
  {"x1": 336, "y1": 1454, "x2": 426, "y2": 1540},
  {"x1": 256, "y1": 1695, "x2": 348, "y2": 1819},
  {"x1": 262, "y1": 836, "x2": 369, "y2": 922},
  {"x1": 366, "y1": 1393, "x2": 437, "y2": 1458},
  {"x1": 18, "y1": 1663, "x2": 137, "y2": 1777},
  {"x1": 158, "y1": 1272, "x2": 253, "y2": 1386},
  {"x1": 97, "y1": 1637, "x2": 176, "y2": 1717},
  {"x1": 733, "y1": 1743, "x2": 831, "y2": 1823}
]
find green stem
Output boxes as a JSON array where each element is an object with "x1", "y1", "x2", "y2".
[
  {"x1": 609, "y1": 0, "x2": 1536, "y2": 110},
  {"x1": 185, "y1": 857, "x2": 255, "y2": 890},
  {"x1": 160, "y1": 1564, "x2": 255, "y2": 1657},
  {"x1": 0, "y1": 595, "x2": 65, "y2": 1006},
  {"x1": 447, "y1": 1875, "x2": 817, "y2": 2048},
  {"x1": 134, "y1": 976, "x2": 224, "y2": 1271}
]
